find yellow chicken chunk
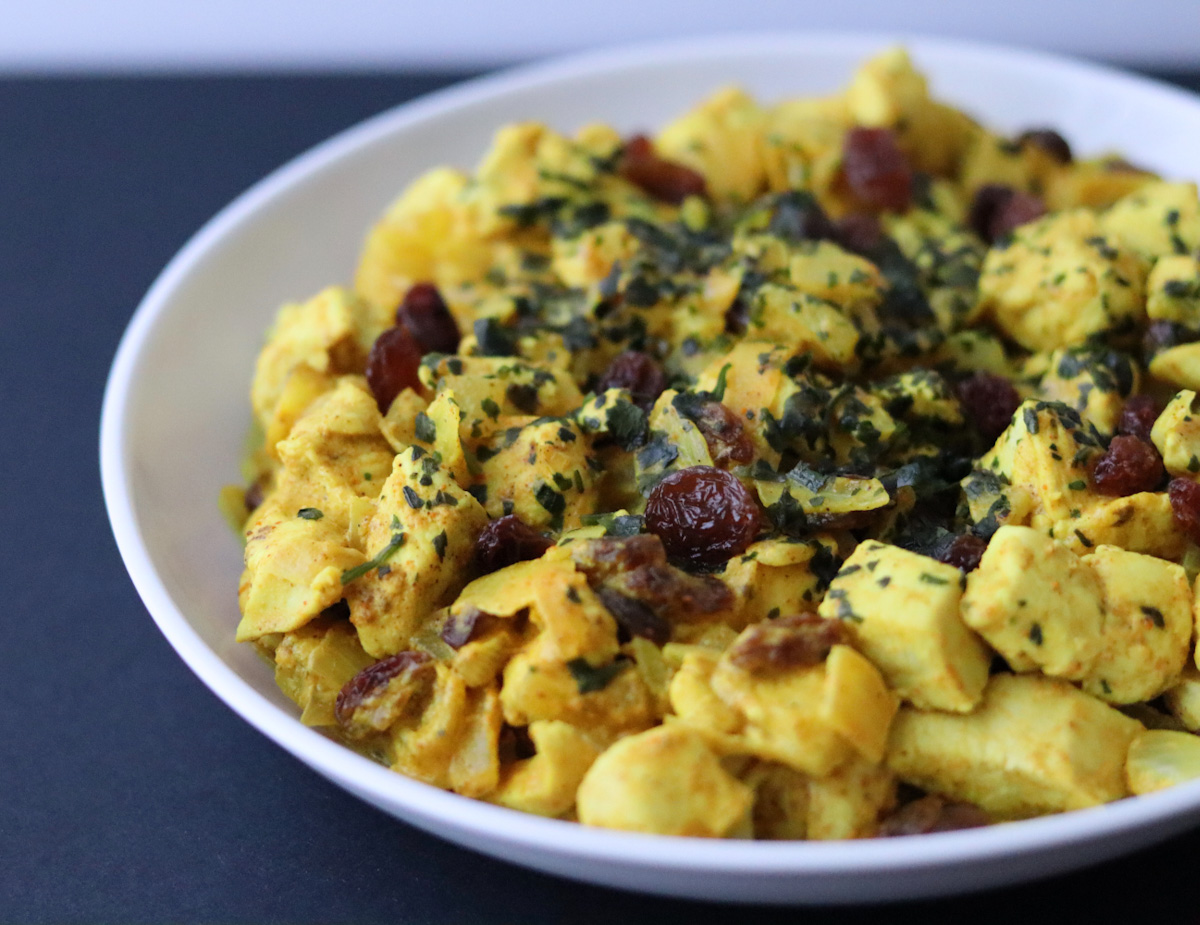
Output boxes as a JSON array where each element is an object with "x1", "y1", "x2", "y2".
[
  {"x1": 976, "y1": 210, "x2": 1147, "y2": 352},
  {"x1": 818, "y1": 540, "x2": 990, "y2": 713},
  {"x1": 670, "y1": 643, "x2": 896, "y2": 777},
  {"x1": 478, "y1": 419, "x2": 596, "y2": 532},
  {"x1": 1146, "y1": 254, "x2": 1200, "y2": 326},
  {"x1": 272, "y1": 618, "x2": 375, "y2": 726},
  {"x1": 344, "y1": 446, "x2": 489, "y2": 657},
  {"x1": 1126, "y1": 729, "x2": 1200, "y2": 795},
  {"x1": 1164, "y1": 664, "x2": 1200, "y2": 730},
  {"x1": 251, "y1": 287, "x2": 391, "y2": 432},
  {"x1": 887, "y1": 673, "x2": 1142, "y2": 819},
  {"x1": 576, "y1": 725, "x2": 754, "y2": 837},
  {"x1": 961, "y1": 525, "x2": 1105, "y2": 680},
  {"x1": 1100, "y1": 180, "x2": 1200, "y2": 261},
  {"x1": 490, "y1": 721, "x2": 602, "y2": 818},
  {"x1": 1080, "y1": 545, "x2": 1192, "y2": 704},
  {"x1": 1151, "y1": 390, "x2": 1200, "y2": 479}
]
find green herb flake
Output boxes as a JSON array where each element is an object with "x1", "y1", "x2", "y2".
[
  {"x1": 341, "y1": 533, "x2": 406, "y2": 585},
  {"x1": 1029, "y1": 623, "x2": 1043, "y2": 645},
  {"x1": 481, "y1": 397, "x2": 501, "y2": 420},
  {"x1": 607, "y1": 399, "x2": 648, "y2": 451},
  {"x1": 1141, "y1": 605, "x2": 1166, "y2": 628},
  {"x1": 402, "y1": 486, "x2": 424, "y2": 509},
  {"x1": 1068, "y1": 480, "x2": 1087, "y2": 491},
  {"x1": 414, "y1": 412, "x2": 437, "y2": 444},
  {"x1": 711, "y1": 363, "x2": 733, "y2": 402},
  {"x1": 297, "y1": 507, "x2": 324, "y2": 520},
  {"x1": 431, "y1": 530, "x2": 448, "y2": 561},
  {"x1": 919, "y1": 573, "x2": 950, "y2": 585},
  {"x1": 566, "y1": 657, "x2": 628, "y2": 694}
]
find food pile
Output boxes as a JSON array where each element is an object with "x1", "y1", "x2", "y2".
[{"x1": 226, "y1": 48, "x2": 1200, "y2": 839}]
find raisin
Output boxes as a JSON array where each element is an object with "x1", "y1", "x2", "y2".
[
  {"x1": 878, "y1": 795, "x2": 990, "y2": 837},
  {"x1": 1143, "y1": 320, "x2": 1200, "y2": 362},
  {"x1": 968, "y1": 184, "x2": 1046, "y2": 244},
  {"x1": 1117, "y1": 395, "x2": 1162, "y2": 443},
  {"x1": 396, "y1": 282, "x2": 459, "y2": 355},
  {"x1": 365, "y1": 324, "x2": 423, "y2": 413},
  {"x1": 937, "y1": 533, "x2": 988, "y2": 573},
  {"x1": 1169, "y1": 478, "x2": 1200, "y2": 543},
  {"x1": 243, "y1": 480, "x2": 264, "y2": 512},
  {"x1": 596, "y1": 587, "x2": 671, "y2": 646},
  {"x1": 724, "y1": 298, "x2": 750, "y2": 335},
  {"x1": 441, "y1": 605, "x2": 485, "y2": 649},
  {"x1": 571, "y1": 534, "x2": 733, "y2": 620},
  {"x1": 475, "y1": 514, "x2": 553, "y2": 574},
  {"x1": 842, "y1": 127, "x2": 913, "y2": 213},
  {"x1": 693, "y1": 401, "x2": 755, "y2": 467},
  {"x1": 834, "y1": 212, "x2": 884, "y2": 255},
  {"x1": 644, "y1": 466, "x2": 762, "y2": 568},
  {"x1": 955, "y1": 372, "x2": 1022, "y2": 444},
  {"x1": 1092, "y1": 435, "x2": 1165, "y2": 496},
  {"x1": 335, "y1": 651, "x2": 434, "y2": 732},
  {"x1": 619, "y1": 134, "x2": 707, "y2": 205},
  {"x1": 595, "y1": 350, "x2": 667, "y2": 410},
  {"x1": 727, "y1": 613, "x2": 845, "y2": 673},
  {"x1": 1017, "y1": 128, "x2": 1073, "y2": 165}
]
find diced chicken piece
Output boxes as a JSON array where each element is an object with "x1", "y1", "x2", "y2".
[
  {"x1": 887, "y1": 673, "x2": 1141, "y2": 819},
  {"x1": 818, "y1": 540, "x2": 990, "y2": 712}
]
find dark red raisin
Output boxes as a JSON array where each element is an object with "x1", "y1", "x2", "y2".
[
  {"x1": 727, "y1": 613, "x2": 845, "y2": 673},
  {"x1": 243, "y1": 480, "x2": 264, "y2": 512},
  {"x1": 596, "y1": 587, "x2": 671, "y2": 646},
  {"x1": 644, "y1": 466, "x2": 762, "y2": 568},
  {"x1": 955, "y1": 372, "x2": 1022, "y2": 444},
  {"x1": 878, "y1": 795, "x2": 990, "y2": 837},
  {"x1": 441, "y1": 605, "x2": 485, "y2": 649},
  {"x1": 937, "y1": 533, "x2": 988, "y2": 573},
  {"x1": 968, "y1": 184, "x2": 1046, "y2": 244},
  {"x1": 1169, "y1": 478, "x2": 1200, "y2": 543},
  {"x1": 595, "y1": 350, "x2": 667, "y2": 410},
  {"x1": 833, "y1": 212, "x2": 885, "y2": 255},
  {"x1": 619, "y1": 134, "x2": 707, "y2": 205},
  {"x1": 396, "y1": 282, "x2": 459, "y2": 355},
  {"x1": 1092, "y1": 435, "x2": 1165, "y2": 496},
  {"x1": 475, "y1": 515, "x2": 553, "y2": 574},
  {"x1": 1117, "y1": 395, "x2": 1162, "y2": 443},
  {"x1": 724, "y1": 298, "x2": 750, "y2": 335},
  {"x1": 693, "y1": 401, "x2": 755, "y2": 467},
  {"x1": 1143, "y1": 320, "x2": 1200, "y2": 363},
  {"x1": 991, "y1": 190, "x2": 1045, "y2": 240},
  {"x1": 842, "y1": 127, "x2": 913, "y2": 213},
  {"x1": 365, "y1": 324, "x2": 423, "y2": 413},
  {"x1": 334, "y1": 651, "x2": 433, "y2": 728},
  {"x1": 1017, "y1": 129, "x2": 1073, "y2": 165}
]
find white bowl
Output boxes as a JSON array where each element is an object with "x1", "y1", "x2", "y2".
[{"x1": 100, "y1": 33, "x2": 1200, "y2": 904}]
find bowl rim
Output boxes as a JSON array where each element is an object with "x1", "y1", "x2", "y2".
[{"x1": 100, "y1": 29, "x2": 1200, "y2": 884}]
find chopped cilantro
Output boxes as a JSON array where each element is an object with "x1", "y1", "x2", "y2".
[
  {"x1": 341, "y1": 533, "x2": 406, "y2": 585},
  {"x1": 414, "y1": 412, "x2": 436, "y2": 444},
  {"x1": 567, "y1": 657, "x2": 628, "y2": 694}
]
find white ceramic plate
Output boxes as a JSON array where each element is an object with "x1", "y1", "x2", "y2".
[{"x1": 100, "y1": 33, "x2": 1200, "y2": 904}]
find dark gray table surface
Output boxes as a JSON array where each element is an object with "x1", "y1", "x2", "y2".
[{"x1": 4, "y1": 64, "x2": 1200, "y2": 924}]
